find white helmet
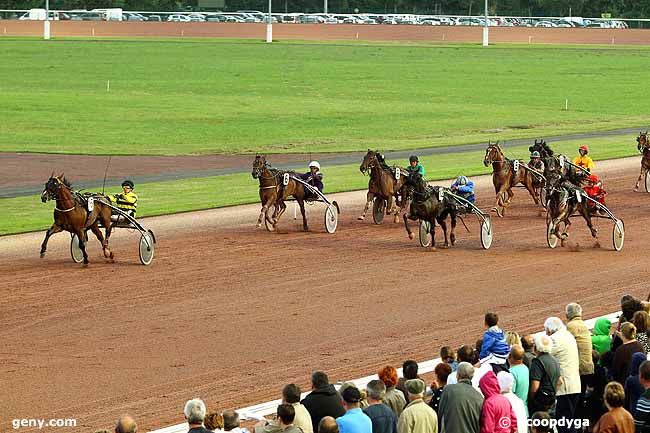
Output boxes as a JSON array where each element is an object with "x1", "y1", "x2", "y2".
[
  {"x1": 308, "y1": 161, "x2": 321, "y2": 170},
  {"x1": 456, "y1": 175, "x2": 468, "y2": 185}
]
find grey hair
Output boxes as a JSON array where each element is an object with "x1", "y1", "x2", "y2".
[
  {"x1": 544, "y1": 317, "x2": 565, "y2": 334},
  {"x1": 456, "y1": 362, "x2": 475, "y2": 380},
  {"x1": 565, "y1": 303, "x2": 583, "y2": 320},
  {"x1": 534, "y1": 334, "x2": 554, "y2": 354},
  {"x1": 184, "y1": 399, "x2": 206, "y2": 424},
  {"x1": 366, "y1": 379, "x2": 386, "y2": 401}
]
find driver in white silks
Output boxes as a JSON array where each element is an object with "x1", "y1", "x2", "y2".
[{"x1": 299, "y1": 161, "x2": 324, "y2": 198}]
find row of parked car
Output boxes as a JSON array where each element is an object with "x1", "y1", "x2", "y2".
[{"x1": 6, "y1": 9, "x2": 630, "y2": 28}]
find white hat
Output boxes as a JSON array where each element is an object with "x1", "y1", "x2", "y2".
[
  {"x1": 497, "y1": 371, "x2": 514, "y2": 394},
  {"x1": 308, "y1": 161, "x2": 321, "y2": 170}
]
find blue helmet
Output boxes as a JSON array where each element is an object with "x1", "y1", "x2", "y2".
[{"x1": 456, "y1": 175, "x2": 468, "y2": 185}]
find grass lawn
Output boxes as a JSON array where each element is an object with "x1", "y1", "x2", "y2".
[
  {"x1": 1, "y1": 38, "x2": 649, "y2": 155},
  {"x1": 1, "y1": 134, "x2": 639, "y2": 235}
]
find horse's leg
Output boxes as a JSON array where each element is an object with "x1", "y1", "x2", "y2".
[
  {"x1": 89, "y1": 223, "x2": 110, "y2": 260},
  {"x1": 403, "y1": 213, "x2": 414, "y2": 240},
  {"x1": 635, "y1": 165, "x2": 647, "y2": 191},
  {"x1": 298, "y1": 198, "x2": 308, "y2": 231},
  {"x1": 358, "y1": 191, "x2": 374, "y2": 220},
  {"x1": 273, "y1": 201, "x2": 287, "y2": 227},
  {"x1": 74, "y1": 228, "x2": 90, "y2": 265},
  {"x1": 437, "y1": 216, "x2": 449, "y2": 248},
  {"x1": 40, "y1": 224, "x2": 63, "y2": 258},
  {"x1": 582, "y1": 208, "x2": 600, "y2": 247},
  {"x1": 429, "y1": 218, "x2": 437, "y2": 251},
  {"x1": 493, "y1": 186, "x2": 507, "y2": 217},
  {"x1": 450, "y1": 212, "x2": 457, "y2": 246},
  {"x1": 524, "y1": 179, "x2": 539, "y2": 205}
]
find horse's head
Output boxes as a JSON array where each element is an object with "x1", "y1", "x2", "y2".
[
  {"x1": 360, "y1": 149, "x2": 380, "y2": 174},
  {"x1": 484, "y1": 141, "x2": 504, "y2": 167},
  {"x1": 41, "y1": 173, "x2": 69, "y2": 203},
  {"x1": 252, "y1": 154, "x2": 267, "y2": 179},
  {"x1": 637, "y1": 131, "x2": 649, "y2": 150}
]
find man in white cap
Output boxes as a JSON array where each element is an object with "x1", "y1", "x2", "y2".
[{"x1": 300, "y1": 161, "x2": 324, "y2": 193}]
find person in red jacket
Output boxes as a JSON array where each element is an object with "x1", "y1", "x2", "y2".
[
  {"x1": 583, "y1": 174, "x2": 607, "y2": 207},
  {"x1": 479, "y1": 371, "x2": 517, "y2": 433}
]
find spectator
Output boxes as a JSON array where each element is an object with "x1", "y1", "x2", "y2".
[
  {"x1": 507, "y1": 345, "x2": 529, "y2": 415},
  {"x1": 528, "y1": 334, "x2": 561, "y2": 415},
  {"x1": 339, "y1": 383, "x2": 368, "y2": 410},
  {"x1": 633, "y1": 360, "x2": 650, "y2": 432},
  {"x1": 440, "y1": 347, "x2": 458, "y2": 372},
  {"x1": 275, "y1": 404, "x2": 303, "y2": 433},
  {"x1": 633, "y1": 311, "x2": 650, "y2": 353},
  {"x1": 318, "y1": 417, "x2": 339, "y2": 433},
  {"x1": 397, "y1": 379, "x2": 437, "y2": 433},
  {"x1": 621, "y1": 296, "x2": 644, "y2": 323},
  {"x1": 223, "y1": 410, "x2": 249, "y2": 433},
  {"x1": 611, "y1": 322, "x2": 644, "y2": 385},
  {"x1": 438, "y1": 362, "x2": 484, "y2": 433},
  {"x1": 565, "y1": 303, "x2": 595, "y2": 386},
  {"x1": 336, "y1": 386, "x2": 372, "y2": 433},
  {"x1": 587, "y1": 350, "x2": 609, "y2": 427},
  {"x1": 505, "y1": 331, "x2": 521, "y2": 347},
  {"x1": 204, "y1": 412, "x2": 224, "y2": 432},
  {"x1": 474, "y1": 339, "x2": 483, "y2": 364},
  {"x1": 497, "y1": 371, "x2": 527, "y2": 433},
  {"x1": 184, "y1": 399, "x2": 212, "y2": 433},
  {"x1": 396, "y1": 361, "x2": 423, "y2": 404},
  {"x1": 592, "y1": 317, "x2": 613, "y2": 356},
  {"x1": 478, "y1": 371, "x2": 517, "y2": 433},
  {"x1": 302, "y1": 371, "x2": 346, "y2": 433},
  {"x1": 625, "y1": 353, "x2": 646, "y2": 411},
  {"x1": 363, "y1": 380, "x2": 397, "y2": 433},
  {"x1": 530, "y1": 411, "x2": 552, "y2": 433},
  {"x1": 256, "y1": 384, "x2": 313, "y2": 433},
  {"x1": 378, "y1": 366, "x2": 406, "y2": 418},
  {"x1": 479, "y1": 313, "x2": 510, "y2": 368},
  {"x1": 521, "y1": 335, "x2": 536, "y2": 369},
  {"x1": 593, "y1": 382, "x2": 635, "y2": 433},
  {"x1": 115, "y1": 416, "x2": 137, "y2": 433},
  {"x1": 545, "y1": 317, "x2": 581, "y2": 433},
  {"x1": 446, "y1": 345, "x2": 489, "y2": 389},
  {"x1": 428, "y1": 362, "x2": 452, "y2": 413}
]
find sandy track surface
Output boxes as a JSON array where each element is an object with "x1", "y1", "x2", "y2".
[{"x1": 0, "y1": 157, "x2": 648, "y2": 432}]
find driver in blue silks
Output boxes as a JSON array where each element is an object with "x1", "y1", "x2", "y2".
[
  {"x1": 300, "y1": 161, "x2": 324, "y2": 192},
  {"x1": 450, "y1": 175, "x2": 475, "y2": 203}
]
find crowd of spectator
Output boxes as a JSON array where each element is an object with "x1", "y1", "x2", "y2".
[{"x1": 99, "y1": 294, "x2": 650, "y2": 433}]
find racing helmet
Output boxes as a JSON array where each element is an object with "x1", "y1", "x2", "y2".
[
  {"x1": 579, "y1": 145, "x2": 589, "y2": 153},
  {"x1": 456, "y1": 175, "x2": 468, "y2": 186},
  {"x1": 531, "y1": 151, "x2": 541, "y2": 158},
  {"x1": 409, "y1": 155, "x2": 419, "y2": 163},
  {"x1": 308, "y1": 161, "x2": 321, "y2": 170},
  {"x1": 121, "y1": 180, "x2": 134, "y2": 189},
  {"x1": 587, "y1": 174, "x2": 599, "y2": 183}
]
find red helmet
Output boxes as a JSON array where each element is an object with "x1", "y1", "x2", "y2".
[
  {"x1": 587, "y1": 174, "x2": 599, "y2": 183},
  {"x1": 579, "y1": 145, "x2": 589, "y2": 152}
]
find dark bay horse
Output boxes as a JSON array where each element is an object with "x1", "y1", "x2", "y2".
[
  {"x1": 546, "y1": 172, "x2": 599, "y2": 247},
  {"x1": 251, "y1": 155, "x2": 309, "y2": 231},
  {"x1": 358, "y1": 150, "x2": 408, "y2": 223},
  {"x1": 483, "y1": 142, "x2": 539, "y2": 217},
  {"x1": 40, "y1": 174, "x2": 114, "y2": 264},
  {"x1": 634, "y1": 131, "x2": 650, "y2": 191},
  {"x1": 402, "y1": 171, "x2": 457, "y2": 249}
]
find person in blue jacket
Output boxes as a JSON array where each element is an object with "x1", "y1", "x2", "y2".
[
  {"x1": 480, "y1": 312, "x2": 510, "y2": 367},
  {"x1": 450, "y1": 175, "x2": 475, "y2": 203}
]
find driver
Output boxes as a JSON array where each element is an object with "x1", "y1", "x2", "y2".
[
  {"x1": 583, "y1": 174, "x2": 607, "y2": 207},
  {"x1": 109, "y1": 180, "x2": 138, "y2": 221},
  {"x1": 300, "y1": 161, "x2": 324, "y2": 193},
  {"x1": 406, "y1": 155, "x2": 425, "y2": 177},
  {"x1": 529, "y1": 151, "x2": 545, "y2": 174},
  {"x1": 573, "y1": 145, "x2": 594, "y2": 172},
  {"x1": 450, "y1": 175, "x2": 475, "y2": 204}
]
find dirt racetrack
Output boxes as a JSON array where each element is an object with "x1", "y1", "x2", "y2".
[
  {"x1": 3, "y1": 21, "x2": 650, "y2": 45},
  {"x1": 0, "y1": 156, "x2": 648, "y2": 432}
]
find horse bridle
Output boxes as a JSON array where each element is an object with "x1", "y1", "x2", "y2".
[
  {"x1": 360, "y1": 154, "x2": 379, "y2": 174},
  {"x1": 484, "y1": 147, "x2": 513, "y2": 174},
  {"x1": 43, "y1": 177, "x2": 77, "y2": 212},
  {"x1": 253, "y1": 160, "x2": 284, "y2": 190}
]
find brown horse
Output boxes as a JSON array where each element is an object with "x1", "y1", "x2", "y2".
[
  {"x1": 40, "y1": 174, "x2": 114, "y2": 264},
  {"x1": 358, "y1": 150, "x2": 408, "y2": 223},
  {"x1": 634, "y1": 131, "x2": 650, "y2": 192},
  {"x1": 251, "y1": 155, "x2": 309, "y2": 231},
  {"x1": 483, "y1": 142, "x2": 540, "y2": 217}
]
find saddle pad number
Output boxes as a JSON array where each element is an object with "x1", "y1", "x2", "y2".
[
  {"x1": 559, "y1": 155, "x2": 565, "y2": 168},
  {"x1": 283, "y1": 173, "x2": 290, "y2": 186},
  {"x1": 576, "y1": 191, "x2": 582, "y2": 203},
  {"x1": 395, "y1": 168, "x2": 401, "y2": 180},
  {"x1": 87, "y1": 197, "x2": 94, "y2": 212},
  {"x1": 438, "y1": 188, "x2": 445, "y2": 201},
  {"x1": 513, "y1": 160, "x2": 520, "y2": 171}
]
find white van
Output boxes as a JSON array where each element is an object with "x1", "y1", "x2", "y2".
[
  {"x1": 19, "y1": 9, "x2": 61, "y2": 20},
  {"x1": 92, "y1": 8, "x2": 123, "y2": 21}
]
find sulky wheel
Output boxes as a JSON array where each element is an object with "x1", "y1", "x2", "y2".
[
  {"x1": 645, "y1": 171, "x2": 650, "y2": 193},
  {"x1": 419, "y1": 220, "x2": 432, "y2": 247},
  {"x1": 547, "y1": 221, "x2": 558, "y2": 249},
  {"x1": 372, "y1": 197, "x2": 385, "y2": 225},
  {"x1": 612, "y1": 219, "x2": 625, "y2": 252},
  {"x1": 480, "y1": 215, "x2": 493, "y2": 250},
  {"x1": 324, "y1": 203, "x2": 338, "y2": 234},
  {"x1": 70, "y1": 233, "x2": 84, "y2": 263},
  {"x1": 139, "y1": 230, "x2": 156, "y2": 265}
]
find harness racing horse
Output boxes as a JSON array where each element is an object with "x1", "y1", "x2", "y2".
[
  {"x1": 546, "y1": 172, "x2": 599, "y2": 248},
  {"x1": 358, "y1": 150, "x2": 408, "y2": 223},
  {"x1": 634, "y1": 131, "x2": 650, "y2": 192},
  {"x1": 40, "y1": 174, "x2": 114, "y2": 265},
  {"x1": 251, "y1": 155, "x2": 310, "y2": 232},
  {"x1": 483, "y1": 142, "x2": 540, "y2": 217},
  {"x1": 402, "y1": 171, "x2": 457, "y2": 250}
]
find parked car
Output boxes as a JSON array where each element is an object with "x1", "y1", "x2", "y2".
[
  {"x1": 167, "y1": 14, "x2": 190, "y2": 22},
  {"x1": 147, "y1": 15, "x2": 162, "y2": 21},
  {"x1": 534, "y1": 20, "x2": 557, "y2": 27},
  {"x1": 79, "y1": 12, "x2": 103, "y2": 21}
]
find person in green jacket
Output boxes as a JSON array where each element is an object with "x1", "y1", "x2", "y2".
[
  {"x1": 592, "y1": 317, "x2": 612, "y2": 355},
  {"x1": 407, "y1": 155, "x2": 425, "y2": 177}
]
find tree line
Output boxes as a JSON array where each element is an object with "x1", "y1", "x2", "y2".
[{"x1": 2, "y1": 0, "x2": 649, "y2": 19}]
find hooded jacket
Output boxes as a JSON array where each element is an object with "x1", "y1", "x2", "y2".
[
  {"x1": 592, "y1": 318, "x2": 612, "y2": 355},
  {"x1": 479, "y1": 372, "x2": 517, "y2": 433},
  {"x1": 480, "y1": 326, "x2": 510, "y2": 364},
  {"x1": 626, "y1": 353, "x2": 647, "y2": 411},
  {"x1": 302, "y1": 385, "x2": 346, "y2": 432}
]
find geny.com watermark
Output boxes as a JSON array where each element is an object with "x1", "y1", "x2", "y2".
[
  {"x1": 499, "y1": 416, "x2": 590, "y2": 430},
  {"x1": 12, "y1": 419, "x2": 77, "y2": 430}
]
